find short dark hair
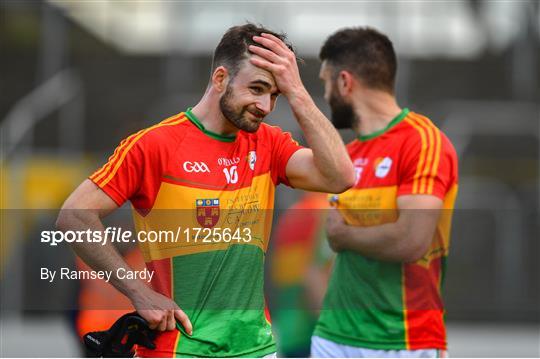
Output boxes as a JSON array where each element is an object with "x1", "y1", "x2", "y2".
[
  {"x1": 212, "y1": 23, "x2": 294, "y2": 79},
  {"x1": 319, "y1": 27, "x2": 397, "y2": 93}
]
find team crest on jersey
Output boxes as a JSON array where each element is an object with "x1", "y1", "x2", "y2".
[
  {"x1": 195, "y1": 198, "x2": 220, "y2": 228},
  {"x1": 247, "y1": 151, "x2": 257, "y2": 170},
  {"x1": 374, "y1": 157, "x2": 393, "y2": 178}
]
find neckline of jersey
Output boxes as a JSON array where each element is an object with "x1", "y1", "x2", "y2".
[
  {"x1": 185, "y1": 108, "x2": 237, "y2": 143},
  {"x1": 357, "y1": 108, "x2": 410, "y2": 142}
]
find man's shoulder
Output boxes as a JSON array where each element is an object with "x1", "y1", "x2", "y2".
[
  {"x1": 257, "y1": 122, "x2": 285, "y2": 136},
  {"x1": 397, "y1": 111, "x2": 457, "y2": 163},
  {"x1": 399, "y1": 112, "x2": 452, "y2": 144},
  {"x1": 146, "y1": 112, "x2": 190, "y2": 138},
  {"x1": 249, "y1": 123, "x2": 294, "y2": 142},
  {"x1": 394, "y1": 111, "x2": 435, "y2": 139},
  {"x1": 126, "y1": 112, "x2": 190, "y2": 149}
]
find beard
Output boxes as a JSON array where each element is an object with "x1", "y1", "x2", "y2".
[
  {"x1": 220, "y1": 85, "x2": 265, "y2": 133},
  {"x1": 329, "y1": 90, "x2": 357, "y2": 130}
]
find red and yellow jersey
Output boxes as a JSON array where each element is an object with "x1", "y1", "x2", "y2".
[
  {"x1": 314, "y1": 108, "x2": 458, "y2": 350},
  {"x1": 89, "y1": 109, "x2": 302, "y2": 357}
]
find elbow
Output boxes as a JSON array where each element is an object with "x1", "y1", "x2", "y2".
[
  {"x1": 340, "y1": 171, "x2": 356, "y2": 192},
  {"x1": 330, "y1": 164, "x2": 356, "y2": 193},
  {"x1": 328, "y1": 180, "x2": 352, "y2": 194},
  {"x1": 55, "y1": 208, "x2": 71, "y2": 232},
  {"x1": 55, "y1": 203, "x2": 81, "y2": 232},
  {"x1": 402, "y1": 249, "x2": 426, "y2": 263},
  {"x1": 401, "y1": 241, "x2": 430, "y2": 263},
  {"x1": 392, "y1": 225, "x2": 431, "y2": 263},
  {"x1": 56, "y1": 204, "x2": 100, "y2": 233}
]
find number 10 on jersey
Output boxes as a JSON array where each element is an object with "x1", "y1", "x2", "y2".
[{"x1": 223, "y1": 166, "x2": 238, "y2": 184}]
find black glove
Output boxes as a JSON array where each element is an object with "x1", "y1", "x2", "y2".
[{"x1": 83, "y1": 312, "x2": 156, "y2": 357}]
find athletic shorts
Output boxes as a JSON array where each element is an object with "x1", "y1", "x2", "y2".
[{"x1": 311, "y1": 336, "x2": 448, "y2": 358}]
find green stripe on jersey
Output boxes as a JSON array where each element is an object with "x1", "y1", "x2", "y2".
[
  {"x1": 171, "y1": 244, "x2": 275, "y2": 357},
  {"x1": 314, "y1": 251, "x2": 407, "y2": 349},
  {"x1": 357, "y1": 108, "x2": 409, "y2": 142}
]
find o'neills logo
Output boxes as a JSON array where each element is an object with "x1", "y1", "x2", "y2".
[
  {"x1": 196, "y1": 198, "x2": 220, "y2": 228},
  {"x1": 374, "y1": 157, "x2": 393, "y2": 178},
  {"x1": 217, "y1": 157, "x2": 240, "y2": 166}
]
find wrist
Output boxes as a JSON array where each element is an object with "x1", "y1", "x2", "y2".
[
  {"x1": 124, "y1": 279, "x2": 150, "y2": 302},
  {"x1": 286, "y1": 87, "x2": 311, "y2": 108}
]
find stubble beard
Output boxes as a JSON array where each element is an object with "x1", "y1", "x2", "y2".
[
  {"x1": 219, "y1": 85, "x2": 263, "y2": 133},
  {"x1": 329, "y1": 89, "x2": 358, "y2": 130}
]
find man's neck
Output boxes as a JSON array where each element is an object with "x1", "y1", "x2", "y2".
[
  {"x1": 352, "y1": 90, "x2": 402, "y2": 138},
  {"x1": 190, "y1": 93, "x2": 239, "y2": 136}
]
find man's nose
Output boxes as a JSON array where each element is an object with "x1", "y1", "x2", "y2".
[{"x1": 256, "y1": 95, "x2": 271, "y2": 115}]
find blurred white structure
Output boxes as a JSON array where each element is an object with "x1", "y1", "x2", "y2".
[{"x1": 48, "y1": 0, "x2": 539, "y2": 58}]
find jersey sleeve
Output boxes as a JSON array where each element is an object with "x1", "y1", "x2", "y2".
[
  {"x1": 269, "y1": 127, "x2": 303, "y2": 186},
  {"x1": 89, "y1": 135, "x2": 146, "y2": 206},
  {"x1": 397, "y1": 128, "x2": 458, "y2": 200}
]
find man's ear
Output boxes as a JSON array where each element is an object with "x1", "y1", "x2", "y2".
[
  {"x1": 337, "y1": 70, "x2": 354, "y2": 97},
  {"x1": 212, "y1": 66, "x2": 229, "y2": 92}
]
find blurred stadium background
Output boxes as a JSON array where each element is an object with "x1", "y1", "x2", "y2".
[{"x1": 1, "y1": 0, "x2": 539, "y2": 357}]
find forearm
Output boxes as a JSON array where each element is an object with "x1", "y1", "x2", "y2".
[
  {"x1": 339, "y1": 222, "x2": 420, "y2": 262},
  {"x1": 56, "y1": 210, "x2": 147, "y2": 299},
  {"x1": 288, "y1": 90, "x2": 354, "y2": 190}
]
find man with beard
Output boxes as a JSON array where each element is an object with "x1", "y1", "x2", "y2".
[
  {"x1": 56, "y1": 24, "x2": 354, "y2": 357},
  {"x1": 311, "y1": 27, "x2": 459, "y2": 358}
]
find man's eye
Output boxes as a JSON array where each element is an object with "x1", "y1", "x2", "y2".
[{"x1": 250, "y1": 87, "x2": 263, "y2": 94}]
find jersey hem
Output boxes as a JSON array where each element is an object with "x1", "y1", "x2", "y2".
[
  {"x1": 397, "y1": 188, "x2": 446, "y2": 200},
  {"x1": 137, "y1": 342, "x2": 276, "y2": 358},
  {"x1": 280, "y1": 147, "x2": 303, "y2": 187},
  {"x1": 313, "y1": 328, "x2": 447, "y2": 351},
  {"x1": 89, "y1": 177, "x2": 126, "y2": 206}
]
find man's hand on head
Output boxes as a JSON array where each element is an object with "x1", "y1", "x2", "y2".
[
  {"x1": 247, "y1": 33, "x2": 355, "y2": 194},
  {"x1": 248, "y1": 33, "x2": 306, "y2": 101}
]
